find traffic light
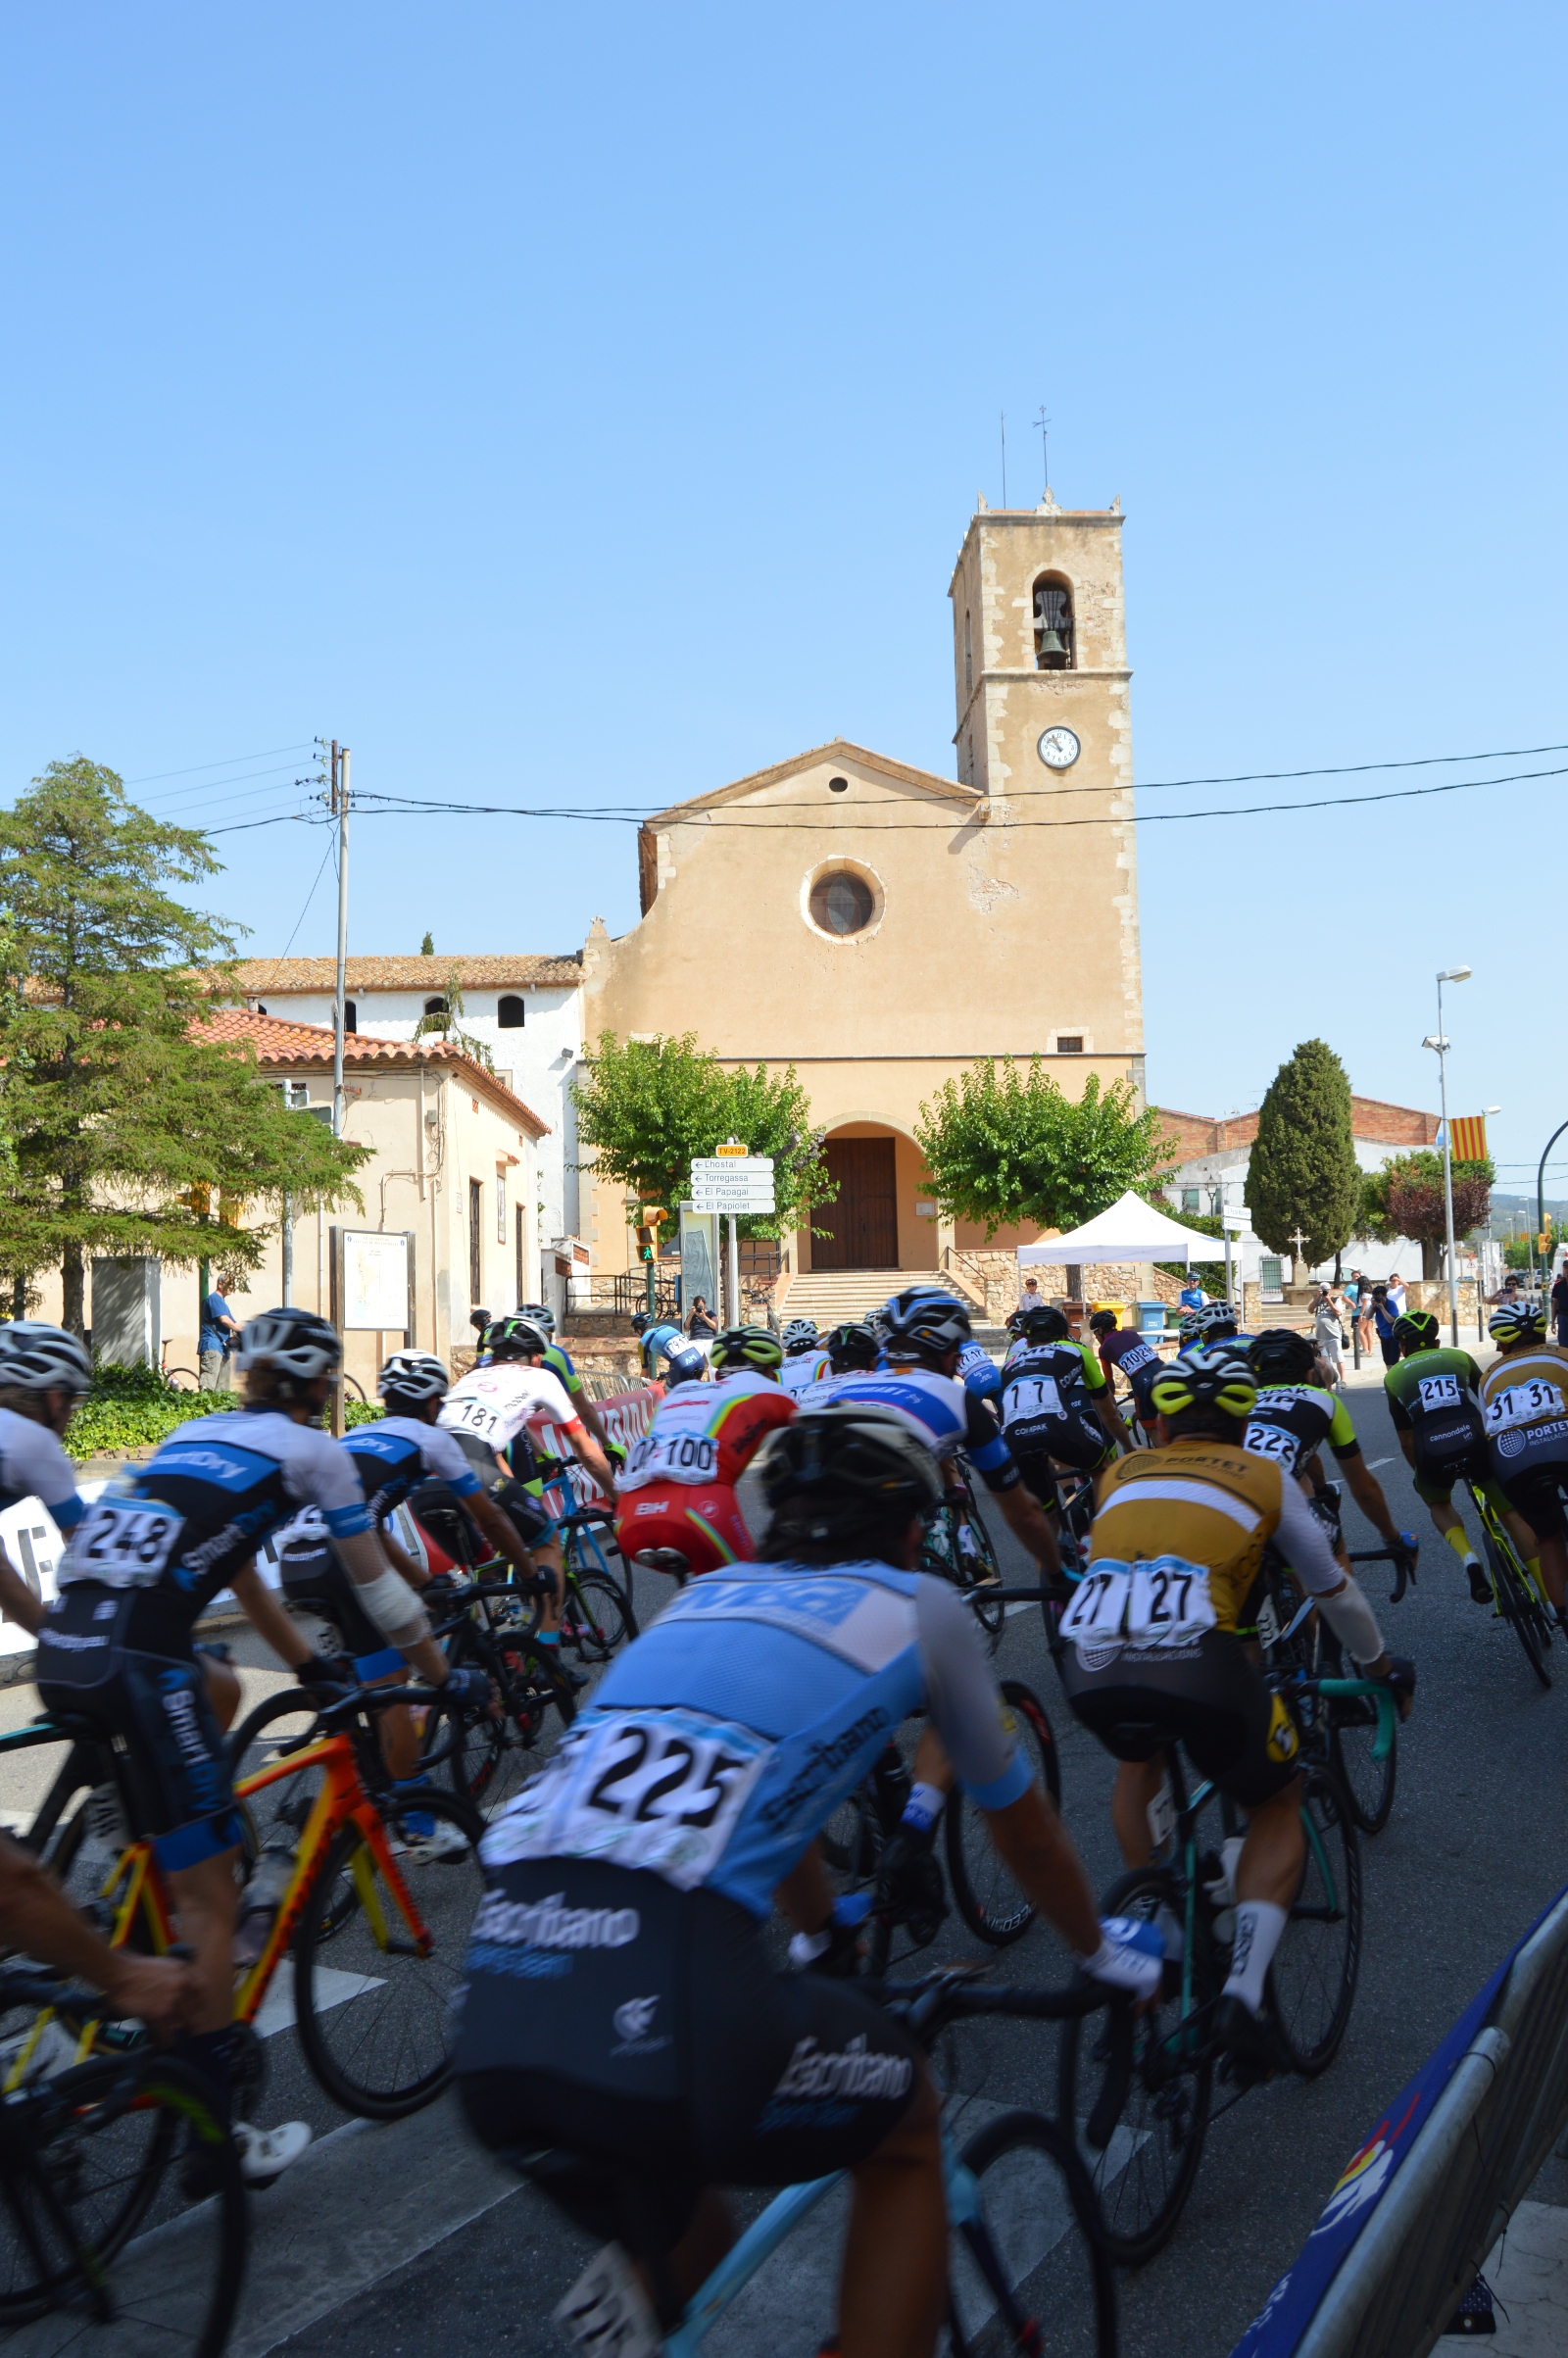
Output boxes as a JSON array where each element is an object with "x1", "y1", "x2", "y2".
[
  {"x1": 219, "y1": 1191, "x2": 245, "y2": 1231},
  {"x1": 635, "y1": 1205, "x2": 668, "y2": 1263},
  {"x1": 176, "y1": 1183, "x2": 212, "y2": 1220}
]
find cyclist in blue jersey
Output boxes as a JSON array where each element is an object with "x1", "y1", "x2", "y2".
[
  {"x1": 455, "y1": 1403, "x2": 1161, "y2": 2358},
  {"x1": 35, "y1": 1308, "x2": 490, "y2": 2185},
  {"x1": 0, "y1": 1324, "x2": 94, "y2": 1636},
  {"x1": 634, "y1": 1314, "x2": 687, "y2": 1383}
]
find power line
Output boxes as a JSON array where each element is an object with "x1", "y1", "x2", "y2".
[{"x1": 124, "y1": 742, "x2": 314, "y2": 787}]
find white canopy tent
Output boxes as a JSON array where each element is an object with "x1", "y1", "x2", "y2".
[{"x1": 1015, "y1": 1190, "x2": 1218, "y2": 1268}]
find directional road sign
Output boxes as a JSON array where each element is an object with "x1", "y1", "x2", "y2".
[{"x1": 690, "y1": 1154, "x2": 775, "y2": 1214}]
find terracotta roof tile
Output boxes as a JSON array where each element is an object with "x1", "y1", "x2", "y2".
[
  {"x1": 225, "y1": 955, "x2": 581, "y2": 993},
  {"x1": 198, "y1": 1007, "x2": 551, "y2": 1136}
]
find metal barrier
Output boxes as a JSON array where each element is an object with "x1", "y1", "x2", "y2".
[{"x1": 1238, "y1": 1882, "x2": 1568, "y2": 2356}]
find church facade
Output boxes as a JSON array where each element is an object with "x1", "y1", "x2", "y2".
[{"x1": 582, "y1": 491, "x2": 1145, "y2": 1289}]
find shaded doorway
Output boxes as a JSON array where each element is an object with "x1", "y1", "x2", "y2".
[{"x1": 813, "y1": 1137, "x2": 898, "y2": 1268}]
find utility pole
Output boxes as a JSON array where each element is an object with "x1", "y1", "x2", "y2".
[
  {"x1": 330, "y1": 744, "x2": 351, "y2": 1140},
  {"x1": 1424, "y1": 966, "x2": 1471, "y2": 1348}
]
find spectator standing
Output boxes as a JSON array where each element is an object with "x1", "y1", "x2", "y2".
[
  {"x1": 1372, "y1": 1284, "x2": 1401, "y2": 1368},
  {"x1": 1313, "y1": 1283, "x2": 1348, "y2": 1387},
  {"x1": 1179, "y1": 1276, "x2": 1206, "y2": 1316},
  {"x1": 1552, "y1": 1264, "x2": 1568, "y2": 1348},
  {"x1": 1355, "y1": 1281, "x2": 1377, "y2": 1358},
  {"x1": 198, "y1": 1287, "x2": 239, "y2": 1390},
  {"x1": 1017, "y1": 1274, "x2": 1044, "y2": 1315},
  {"x1": 1385, "y1": 1271, "x2": 1408, "y2": 1320},
  {"x1": 684, "y1": 1294, "x2": 717, "y2": 1340}
]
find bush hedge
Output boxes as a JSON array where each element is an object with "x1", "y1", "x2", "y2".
[{"x1": 66, "y1": 1362, "x2": 383, "y2": 1462}]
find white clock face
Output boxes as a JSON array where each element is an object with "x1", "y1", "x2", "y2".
[{"x1": 1037, "y1": 726, "x2": 1081, "y2": 770}]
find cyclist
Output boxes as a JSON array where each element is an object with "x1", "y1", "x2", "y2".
[
  {"x1": 779, "y1": 1317, "x2": 832, "y2": 1398},
  {"x1": 1480, "y1": 1299, "x2": 1568, "y2": 1616},
  {"x1": 634, "y1": 1313, "x2": 687, "y2": 1385},
  {"x1": 455, "y1": 1404, "x2": 1161, "y2": 2358},
  {"x1": 797, "y1": 1320, "x2": 881, "y2": 1409},
  {"x1": 441, "y1": 1314, "x2": 620, "y2": 1647},
  {"x1": 1384, "y1": 1309, "x2": 1536, "y2": 1604},
  {"x1": 989, "y1": 1304, "x2": 1133, "y2": 1514},
  {"x1": 278, "y1": 1350, "x2": 538, "y2": 1813},
  {"x1": 1058, "y1": 1346, "x2": 1413, "y2": 2071},
  {"x1": 1180, "y1": 1299, "x2": 1246, "y2": 1349},
  {"x1": 1245, "y1": 1328, "x2": 1413, "y2": 1574},
  {"x1": 614, "y1": 1326, "x2": 796, "y2": 1577},
  {"x1": 0, "y1": 1324, "x2": 93, "y2": 1635},
  {"x1": 33, "y1": 1307, "x2": 490, "y2": 2184},
  {"x1": 514, "y1": 1302, "x2": 621, "y2": 1465},
  {"x1": 1089, "y1": 1307, "x2": 1164, "y2": 1442}
]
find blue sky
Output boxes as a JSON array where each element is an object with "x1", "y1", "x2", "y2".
[{"x1": 2, "y1": 4, "x2": 1563, "y2": 1188}]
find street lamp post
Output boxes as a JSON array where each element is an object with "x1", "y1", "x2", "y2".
[{"x1": 1423, "y1": 965, "x2": 1471, "y2": 1348}]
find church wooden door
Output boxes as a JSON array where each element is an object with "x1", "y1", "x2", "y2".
[{"x1": 812, "y1": 1138, "x2": 898, "y2": 1269}]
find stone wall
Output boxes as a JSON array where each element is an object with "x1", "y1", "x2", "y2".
[{"x1": 957, "y1": 1252, "x2": 1187, "y2": 1322}]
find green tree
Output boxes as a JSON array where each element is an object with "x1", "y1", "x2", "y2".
[
  {"x1": 1356, "y1": 1150, "x2": 1494, "y2": 1279},
  {"x1": 1153, "y1": 1208, "x2": 1230, "y2": 1299},
  {"x1": 0, "y1": 759, "x2": 368, "y2": 1335},
  {"x1": 912, "y1": 1058, "x2": 1175, "y2": 1237},
  {"x1": 1245, "y1": 1040, "x2": 1360, "y2": 1271},
  {"x1": 413, "y1": 962, "x2": 493, "y2": 1070},
  {"x1": 419, "y1": 930, "x2": 434, "y2": 956},
  {"x1": 571, "y1": 1032, "x2": 834, "y2": 1239}
]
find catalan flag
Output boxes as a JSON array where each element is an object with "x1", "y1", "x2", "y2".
[{"x1": 1448, "y1": 1114, "x2": 1490, "y2": 1163}]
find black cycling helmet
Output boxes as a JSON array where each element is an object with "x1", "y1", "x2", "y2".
[
  {"x1": 1395, "y1": 1310, "x2": 1441, "y2": 1355},
  {"x1": 1017, "y1": 1303, "x2": 1070, "y2": 1343},
  {"x1": 1249, "y1": 1329, "x2": 1318, "y2": 1385},
  {"x1": 757, "y1": 1404, "x2": 943, "y2": 1522},
  {"x1": 1149, "y1": 1345, "x2": 1259, "y2": 1423},
  {"x1": 880, "y1": 1286, "x2": 972, "y2": 1361},
  {"x1": 1088, "y1": 1309, "x2": 1120, "y2": 1339},
  {"x1": 481, "y1": 1313, "x2": 550, "y2": 1362},
  {"x1": 825, "y1": 1321, "x2": 880, "y2": 1373}
]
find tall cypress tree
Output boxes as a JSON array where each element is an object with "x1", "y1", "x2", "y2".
[
  {"x1": 1246, "y1": 1039, "x2": 1360, "y2": 1271},
  {"x1": 0, "y1": 759, "x2": 368, "y2": 1335}
]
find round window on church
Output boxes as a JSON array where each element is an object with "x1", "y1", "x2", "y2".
[{"x1": 808, "y1": 869, "x2": 875, "y2": 937}]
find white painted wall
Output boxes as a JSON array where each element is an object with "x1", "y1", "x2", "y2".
[{"x1": 1162, "y1": 1136, "x2": 1426, "y2": 1284}]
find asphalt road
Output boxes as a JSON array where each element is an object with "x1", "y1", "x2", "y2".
[{"x1": 24, "y1": 1343, "x2": 1568, "y2": 2358}]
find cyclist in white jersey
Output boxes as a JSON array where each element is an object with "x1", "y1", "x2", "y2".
[
  {"x1": 796, "y1": 1320, "x2": 881, "y2": 1411},
  {"x1": 440, "y1": 1314, "x2": 618, "y2": 1647},
  {"x1": 779, "y1": 1319, "x2": 832, "y2": 1398},
  {"x1": 0, "y1": 1324, "x2": 94, "y2": 1636}
]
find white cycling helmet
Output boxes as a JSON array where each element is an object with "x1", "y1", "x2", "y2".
[
  {"x1": 0, "y1": 1323, "x2": 92, "y2": 1398},
  {"x1": 782, "y1": 1318, "x2": 820, "y2": 1353},
  {"x1": 378, "y1": 1351, "x2": 451, "y2": 1403},
  {"x1": 235, "y1": 1307, "x2": 343, "y2": 1384}
]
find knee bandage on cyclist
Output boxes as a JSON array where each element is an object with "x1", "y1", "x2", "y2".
[
  {"x1": 1315, "y1": 1573, "x2": 1384, "y2": 1667},
  {"x1": 352, "y1": 1567, "x2": 430, "y2": 1644}
]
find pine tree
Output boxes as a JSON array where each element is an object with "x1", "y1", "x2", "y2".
[
  {"x1": 1246, "y1": 1040, "x2": 1360, "y2": 1270},
  {"x1": 419, "y1": 931, "x2": 434, "y2": 956},
  {"x1": 0, "y1": 759, "x2": 368, "y2": 1335}
]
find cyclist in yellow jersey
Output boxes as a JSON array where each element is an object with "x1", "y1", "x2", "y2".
[
  {"x1": 1057, "y1": 1346, "x2": 1414, "y2": 2068},
  {"x1": 1480, "y1": 1300, "x2": 1568, "y2": 1619}
]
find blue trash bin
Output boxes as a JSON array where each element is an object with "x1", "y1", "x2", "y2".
[{"x1": 1137, "y1": 1300, "x2": 1165, "y2": 1337}]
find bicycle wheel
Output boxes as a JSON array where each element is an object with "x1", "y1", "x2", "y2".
[
  {"x1": 1484, "y1": 1520, "x2": 1553, "y2": 1691},
  {"x1": 1320, "y1": 1634, "x2": 1396, "y2": 1835},
  {"x1": 294, "y1": 1785, "x2": 483, "y2": 2119},
  {"x1": 949, "y1": 2108, "x2": 1115, "y2": 2358},
  {"x1": 1268, "y1": 1767, "x2": 1361, "y2": 2075},
  {"x1": 0, "y1": 2053, "x2": 245, "y2": 2355},
  {"x1": 946, "y1": 1684, "x2": 1062, "y2": 1945},
  {"x1": 563, "y1": 1571, "x2": 637, "y2": 1663},
  {"x1": 420, "y1": 1686, "x2": 509, "y2": 1807},
  {"x1": 956, "y1": 1500, "x2": 1005, "y2": 1642},
  {"x1": 1056, "y1": 1867, "x2": 1213, "y2": 2266}
]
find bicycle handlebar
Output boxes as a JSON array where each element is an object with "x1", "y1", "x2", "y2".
[
  {"x1": 1305, "y1": 1676, "x2": 1398, "y2": 1762},
  {"x1": 1348, "y1": 1543, "x2": 1419, "y2": 1603},
  {"x1": 858, "y1": 1967, "x2": 1112, "y2": 2029}
]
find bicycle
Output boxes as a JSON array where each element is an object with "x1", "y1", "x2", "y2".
[
  {"x1": 550, "y1": 1505, "x2": 639, "y2": 1663},
  {"x1": 6, "y1": 1684, "x2": 484, "y2": 2124},
  {"x1": 418, "y1": 1575, "x2": 581, "y2": 1805},
  {"x1": 0, "y1": 1966, "x2": 244, "y2": 2358},
  {"x1": 920, "y1": 1456, "x2": 1004, "y2": 1640},
  {"x1": 547, "y1": 1965, "x2": 1120, "y2": 2358},
  {"x1": 1253, "y1": 1540, "x2": 1411, "y2": 1836},
  {"x1": 1056, "y1": 1678, "x2": 1390, "y2": 2263},
  {"x1": 1465, "y1": 1474, "x2": 1555, "y2": 1689}
]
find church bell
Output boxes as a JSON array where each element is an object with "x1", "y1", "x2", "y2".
[{"x1": 1035, "y1": 627, "x2": 1069, "y2": 668}]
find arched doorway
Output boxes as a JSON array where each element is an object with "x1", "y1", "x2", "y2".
[{"x1": 811, "y1": 1126, "x2": 903, "y2": 1269}]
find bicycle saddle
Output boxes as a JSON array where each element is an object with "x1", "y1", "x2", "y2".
[{"x1": 632, "y1": 1547, "x2": 691, "y2": 1582}]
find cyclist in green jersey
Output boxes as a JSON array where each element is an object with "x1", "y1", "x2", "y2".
[
  {"x1": 1246, "y1": 1330, "x2": 1412, "y2": 1575},
  {"x1": 514, "y1": 1303, "x2": 620, "y2": 1464},
  {"x1": 1383, "y1": 1311, "x2": 1538, "y2": 1602}
]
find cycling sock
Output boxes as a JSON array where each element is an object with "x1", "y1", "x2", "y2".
[
  {"x1": 1528, "y1": 1556, "x2": 1544, "y2": 1584},
  {"x1": 1443, "y1": 1526, "x2": 1480, "y2": 1569},
  {"x1": 1222, "y1": 1900, "x2": 1288, "y2": 2017},
  {"x1": 1156, "y1": 1902, "x2": 1185, "y2": 1960},
  {"x1": 392, "y1": 1774, "x2": 435, "y2": 1839},
  {"x1": 534, "y1": 1628, "x2": 561, "y2": 1646},
  {"x1": 901, "y1": 1782, "x2": 946, "y2": 1835}
]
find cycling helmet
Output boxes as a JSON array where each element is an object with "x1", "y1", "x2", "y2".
[
  {"x1": 516, "y1": 1302, "x2": 557, "y2": 1338},
  {"x1": 0, "y1": 1322, "x2": 92, "y2": 1398},
  {"x1": 825, "y1": 1321, "x2": 880, "y2": 1373},
  {"x1": 1149, "y1": 1346, "x2": 1258, "y2": 1423},
  {"x1": 235, "y1": 1307, "x2": 342, "y2": 1384},
  {"x1": 880, "y1": 1286, "x2": 972, "y2": 1360},
  {"x1": 1178, "y1": 1301, "x2": 1238, "y2": 1347},
  {"x1": 1249, "y1": 1329, "x2": 1318, "y2": 1385},
  {"x1": 665, "y1": 1347, "x2": 710, "y2": 1386},
  {"x1": 1394, "y1": 1310, "x2": 1441, "y2": 1355},
  {"x1": 781, "y1": 1318, "x2": 820, "y2": 1353},
  {"x1": 1088, "y1": 1309, "x2": 1120, "y2": 1339},
  {"x1": 710, "y1": 1324, "x2": 785, "y2": 1374},
  {"x1": 1490, "y1": 1300, "x2": 1549, "y2": 1345},
  {"x1": 1016, "y1": 1303, "x2": 1070, "y2": 1343},
  {"x1": 481, "y1": 1313, "x2": 550, "y2": 1362},
  {"x1": 757, "y1": 1404, "x2": 943, "y2": 1520},
  {"x1": 377, "y1": 1351, "x2": 450, "y2": 1404}
]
